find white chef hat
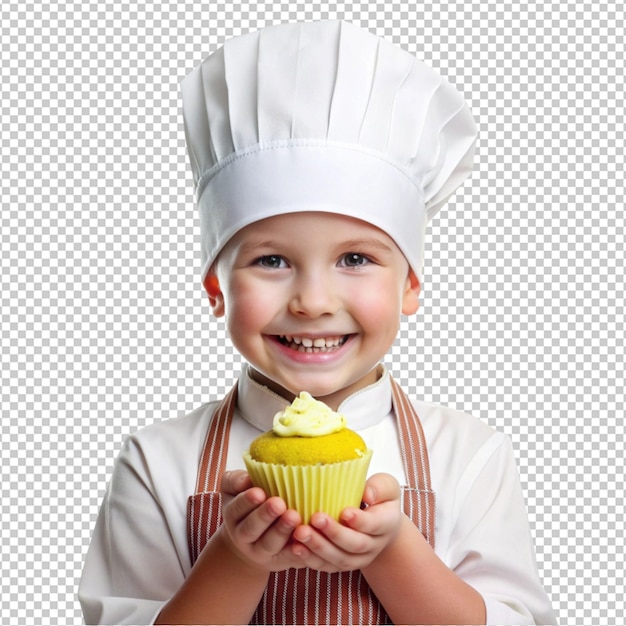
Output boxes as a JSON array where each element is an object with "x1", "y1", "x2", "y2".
[{"x1": 181, "y1": 20, "x2": 476, "y2": 285}]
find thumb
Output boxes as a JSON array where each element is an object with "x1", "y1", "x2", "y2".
[
  {"x1": 220, "y1": 469, "x2": 253, "y2": 496},
  {"x1": 362, "y1": 473, "x2": 401, "y2": 506}
]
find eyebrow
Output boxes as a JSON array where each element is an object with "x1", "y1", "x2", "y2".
[
  {"x1": 237, "y1": 239, "x2": 283, "y2": 253},
  {"x1": 338, "y1": 238, "x2": 395, "y2": 253},
  {"x1": 238, "y1": 237, "x2": 394, "y2": 252},
  {"x1": 234, "y1": 234, "x2": 399, "y2": 263}
]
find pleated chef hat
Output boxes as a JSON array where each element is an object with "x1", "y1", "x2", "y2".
[{"x1": 181, "y1": 20, "x2": 477, "y2": 285}]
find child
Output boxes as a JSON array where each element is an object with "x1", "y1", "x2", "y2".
[{"x1": 79, "y1": 20, "x2": 557, "y2": 625}]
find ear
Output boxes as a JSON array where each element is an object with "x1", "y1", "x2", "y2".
[
  {"x1": 202, "y1": 272, "x2": 225, "y2": 317},
  {"x1": 401, "y1": 270, "x2": 421, "y2": 315}
]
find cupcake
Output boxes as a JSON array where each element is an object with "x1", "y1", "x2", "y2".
[{"x1": 243, "y1": 392, "x2": 373, "y2": 523}]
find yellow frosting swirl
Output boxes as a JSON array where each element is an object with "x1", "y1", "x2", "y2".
[{"x1": 273, "y1": 391, "x2": 347, "y2": 437}]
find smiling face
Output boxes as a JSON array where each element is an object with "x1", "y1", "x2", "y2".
[{"x1": 205, "y1": 212, "x2": 420, "y2": 409}]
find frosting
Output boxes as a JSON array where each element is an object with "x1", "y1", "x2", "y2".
[{"x1": 273, "y1": 392, "x2": 347, "y2": 437}]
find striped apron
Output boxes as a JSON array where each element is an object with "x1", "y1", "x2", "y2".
[{"x1": 187, "y1": 378, "x2": 435, "y2": 625}]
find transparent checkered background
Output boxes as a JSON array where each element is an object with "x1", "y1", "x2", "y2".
[{"x1": 1, "y1": 1, "x2": 624, "y2": 624}]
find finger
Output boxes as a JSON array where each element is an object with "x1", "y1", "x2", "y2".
[
  {"x1": 293, "y1": 517, "x2": 366, "y2": 566},
  {"x1": 292, "y1": 524, "x2": 342, "y2": 562},
  {"x1": 234, "y1": 496, "x2": 288, "y2": 544},
  {"x1": 339, "y1": 501, "x2": 399, "y2": 536},
  {"x1": 256, "y1": 508, "x2": 301, "y2": 554},
  {"x1": 220, "y1": 469, "x2": 253, "y2": 495},
  {"x1": 362, "y1": 473, "x2": 400, "y2": 506},
  {"x1": 222, "y1": 486, "x2": 268, "y2": 527},
  {"x1": 309, "y1": 513, "x2": 372, "y2": 554},
  {"x1": 290, "y1": 542, "x2": 339, "y2": 573}
]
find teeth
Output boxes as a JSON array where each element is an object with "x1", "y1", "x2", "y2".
[{"x1": 278, "y1": 335, "x2": 346, "y2": 351}]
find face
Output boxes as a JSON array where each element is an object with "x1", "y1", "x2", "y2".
[{"x1": 205, "y1": 212, "x2": 420, "y2": 409}]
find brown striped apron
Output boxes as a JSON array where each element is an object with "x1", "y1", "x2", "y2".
[{"x1": 187, "y1": 378, "x2": 435, "y2": 625}]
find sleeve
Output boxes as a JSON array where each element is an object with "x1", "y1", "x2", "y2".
[
  {"x1": 78, "y1": 432, "x2": 189, "y2": 625},
  {"x1": 445, "y1": 434, "x2": 558, "y2": 626}
]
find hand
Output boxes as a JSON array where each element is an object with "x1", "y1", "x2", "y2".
[
  {"x1": 217, "y1": 470, "x2": 304, "y2": 572},
  {"x1": 290, "y1": 473, "x2": 403, "y2": 573}
]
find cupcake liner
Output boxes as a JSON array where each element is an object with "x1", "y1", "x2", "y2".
[{"x1": 243, "y1": 450, "x2": 373, "y2": 524}]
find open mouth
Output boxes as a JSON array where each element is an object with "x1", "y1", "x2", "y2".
[{"x1": 276, "y1": 334, "x2": 349, "y2": 353}]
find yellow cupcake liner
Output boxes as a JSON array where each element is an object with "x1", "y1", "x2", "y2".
[{"x1": 243, "y1": 449, "x2": 373, "y2": 524}]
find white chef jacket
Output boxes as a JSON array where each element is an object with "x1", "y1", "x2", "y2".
[{"x1": 78, "y1": 364, "x2": 557, "y2": 625}]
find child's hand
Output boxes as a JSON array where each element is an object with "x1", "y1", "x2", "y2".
[
  {"x1": 290, "y1": 473, "x2": 403, "y2": 573},
  {"x1": 217, "y1": 470, "x2": 303, "y2": 572}
]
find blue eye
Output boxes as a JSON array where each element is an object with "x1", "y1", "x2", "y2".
[
  {"x1": 257, "y1": 255, "x2": 287, "y2": 269},
  {"x1": 340, "y1": 253, "x2": 369, "y2": 267}
]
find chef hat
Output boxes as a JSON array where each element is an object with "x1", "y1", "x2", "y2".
[{"x1": 181, "y1": 20, "x2": 476, "y2": 284}]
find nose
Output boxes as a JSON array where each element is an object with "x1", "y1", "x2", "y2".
[{"x1": 288, "y1": 271, "x2": 341, "y2": 318}]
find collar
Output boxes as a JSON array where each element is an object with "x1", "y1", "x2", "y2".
[{"x1": 237, "y1": 363, "x2": 393, "y2": 433}]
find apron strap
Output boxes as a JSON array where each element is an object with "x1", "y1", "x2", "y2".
[
  {"x1": 193, "y1": 383, "x2": 238, "y2": 494},
  {"x1": 390, "y1": 376, "x2": 436, "y2": 548}
]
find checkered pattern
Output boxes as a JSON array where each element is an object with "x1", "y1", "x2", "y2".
[{"x1": 2, "y1": 2, "x2": 624, "y2": 624}]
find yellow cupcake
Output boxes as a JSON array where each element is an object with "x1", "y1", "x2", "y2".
[
  {"x1": 249, "y1": 424, "x2": 367, "y2": 465},
  {"x1": 244, "y1": 392, "x2": 372, "y2": 523}
]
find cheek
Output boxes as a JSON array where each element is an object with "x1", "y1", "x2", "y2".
[
  {"x1": 346, "y1": 278, "x2": 403, "y2": 327},
  {"x1": 222, "y1": 280, "x2": 276, "y2": 329}
]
